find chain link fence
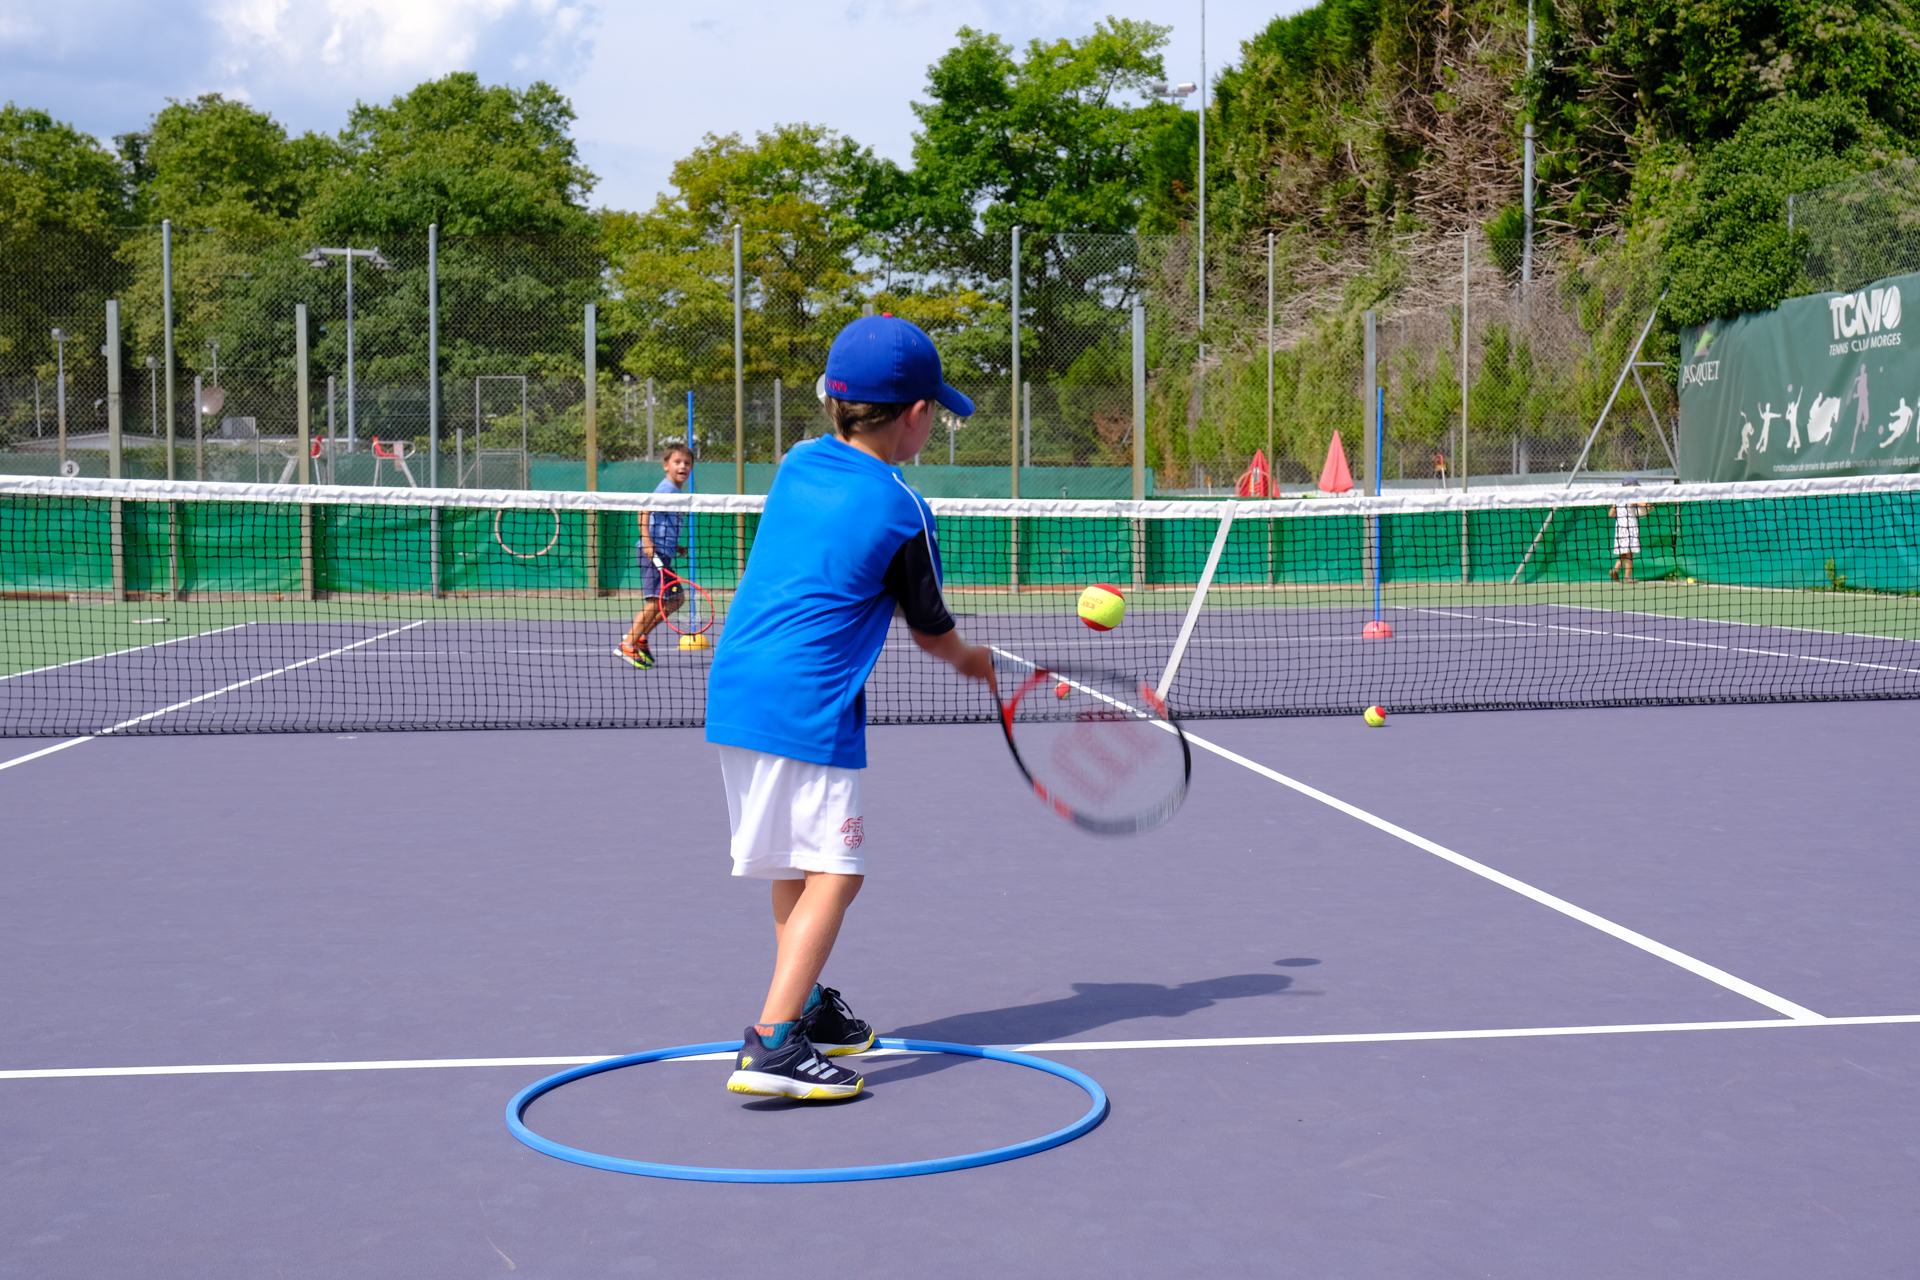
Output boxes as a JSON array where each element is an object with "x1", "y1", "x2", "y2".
[
  {"x1": 0, "y1": 223, "x2": 1673, "y2": 495},
  {"x1": 1793, "y1": 159, "x2": 1920, "y2": 295}
]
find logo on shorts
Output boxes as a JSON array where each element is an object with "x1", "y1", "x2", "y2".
[{"x1": 840, "y1": 816, "x2": 864, "y2": 848}]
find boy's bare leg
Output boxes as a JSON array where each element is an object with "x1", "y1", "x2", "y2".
[
  {"x1": 1622, "y1": 553, "x2": 1635, "y2": 582},
  {"x1": 623, "y1": 600, "x2": 663, "y2": 648},
  {"x1": 758, "y1": 871, "x2": 863, "y2": 1029}
]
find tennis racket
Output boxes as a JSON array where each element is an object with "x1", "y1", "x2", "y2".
[
  {"x1": 655, "y1": 559, "x2": 715, "y2": 637},
  {"x1": 995, "y1": 656, "x2": 1190, "y2": 836}
]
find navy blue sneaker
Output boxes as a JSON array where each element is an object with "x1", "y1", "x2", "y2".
[
  {"x1": 726, "y1": 1027, "x2": 863, "y2": 1100},
  {"x1": 798, "y1": 986, "x2": 875, "y2": 1057}
]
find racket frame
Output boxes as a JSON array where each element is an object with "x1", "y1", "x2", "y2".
[{"x1": 996, "y1": 662, "x2": 1191, "y2": 837}]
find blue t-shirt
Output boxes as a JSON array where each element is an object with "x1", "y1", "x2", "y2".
[
  {"x1": 649, "y1": 476, "x2": 685, "y2": 557},
  {"x1": 705, "y1": 436, "x2": 943, "y2": 768}
]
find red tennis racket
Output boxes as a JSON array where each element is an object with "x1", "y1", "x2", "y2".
[
  {"x1": 656, "y1": 560, "x2": 716, "y2": 637},
  {"x1": 995, "y1": 656, "x2": 1190, "y2": 836}
]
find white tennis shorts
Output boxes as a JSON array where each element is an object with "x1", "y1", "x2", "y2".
[{"x1": 717, "y1": 744, "x2": 867, "y2": 879}]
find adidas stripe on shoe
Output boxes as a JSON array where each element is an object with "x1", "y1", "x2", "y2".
[{"x1": 726, "y1": 1027, "x2": 864, "y2": 1100}]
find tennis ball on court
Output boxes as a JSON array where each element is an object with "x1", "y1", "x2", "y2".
[
  {"x1": 1363, "y1": 705, "x2": 1387, "y2": 727},
  {"x1": 1055, "y1": 681, "x2": 1072, "y2": 700},
  {"x1": 1687, "y1": 577, "x2": 1698, "y2": 584},
  {"x1": 1077, "y1": 583, "x2": 1126, "y2": 631}
]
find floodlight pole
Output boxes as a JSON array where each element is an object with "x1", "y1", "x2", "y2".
[
  {"x1": 304, "y1": 245, "x2": 393, "y2": 454},
  {"x1": 734, "y1": 223, "x2": 745, "y2": 496}
]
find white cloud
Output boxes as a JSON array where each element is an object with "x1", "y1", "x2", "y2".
[{"x1": 0, "y1": 0, "x2": 1306, "y2": 211}]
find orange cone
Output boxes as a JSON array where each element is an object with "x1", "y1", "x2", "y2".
[
  {"x1": 1236, "y1": 448, "x2": 1273, "y2": 497},
  {"x1": 1318, "y1": 432, "x2": 1354, "y2": 494}
]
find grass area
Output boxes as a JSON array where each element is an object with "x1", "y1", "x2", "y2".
[{"x1": 10, "y1": 580, "x2": 1920, "y2": 680}]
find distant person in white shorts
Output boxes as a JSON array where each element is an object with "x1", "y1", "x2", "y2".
[
  {"x1": 1609, "y1": 482, "x2": 1650, "y2": 582},
  {"x1": 702, "y1": 314, "x2": 994, "y2": 1101}
]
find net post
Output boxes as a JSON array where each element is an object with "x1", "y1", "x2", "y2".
[
  {"x1": 168, "y1": 501, "x2": 180, "y2": 600},
  {"x1": 295, "y1": 304, "x2": 311, "y2": 486},
  {"x1": 109, "y1": 499, "x2": 126, "y2": 603},
  {"x1": 1157, "y1": 502, "x2": 1239, "y2": 701},
  {"x1": 301, "y1": 504, "x2": 315, "y2": 602}
]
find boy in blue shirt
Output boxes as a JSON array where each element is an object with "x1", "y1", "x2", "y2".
[
  {"x1": 619, "y1": 443, "x2": 694, "y2": 669},
  {"x1": 707, "y1": 315, "x2": 993, "y2": 1099}
]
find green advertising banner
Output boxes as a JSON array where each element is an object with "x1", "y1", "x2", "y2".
[{"x1": 1680, "y1": 269, "x2": 1917, "y2": 481}]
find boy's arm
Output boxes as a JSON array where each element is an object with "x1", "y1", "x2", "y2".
[
  {"x1": 884, "y1": 530, "x2": 993, "y2": 685},
  {"x1": 637, "y1": 509, "x2": 659, "y2": 562},
  {"x1": 912, "y1": 627, "x2": 995, "y2": 684}
]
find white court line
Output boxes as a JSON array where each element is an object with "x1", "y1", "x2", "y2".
[
  {"x1": 0, "y1": 622, "x2": 428, "y2": 770},
  {"x1": 94, "y1": 621, "x2": 428, "y2": 734},
  {"x1": 0, "y1": 621, "x2": 252, "y2": 684},
  {"x1": 1178, "y1": 728, "x2": 1828, "y2": 1022},
  {"x1": 1410, "y1": 607, "x2": 1920, "y2": 678},
  {"x1": 8, "y1": 1014, "x2": 1918, "y2": 1080},
  {"x1": 0, "y1": 737, "x2": 96, "y2": 772}
]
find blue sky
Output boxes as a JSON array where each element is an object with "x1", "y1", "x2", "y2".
[{"x1": 0, "y1": 0, "x2": 1308, "y2": 213}]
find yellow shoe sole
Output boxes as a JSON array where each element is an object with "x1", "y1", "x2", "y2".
[{"x1": 726, "y1": 1072, "x2": 863, "y2": 1100}]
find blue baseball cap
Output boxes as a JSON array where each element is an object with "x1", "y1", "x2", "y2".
[{"x1": 822, "y1": 315, "x2": 974, "y2": 417}]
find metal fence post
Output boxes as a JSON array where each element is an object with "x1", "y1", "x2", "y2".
[
  {"x1": 162, "y1": 220, "x2": 176, "y2": 480},
  {"x1": 428, "y1": 224, "x2": 439, "y2": 489},
  {"x1": 1132, "y1": 301, "x2": 1147, "y2": 590},
  {"x1": 1364, "y1": 309, "x2": 1378, "y2": 592},
  {"x1": 106, "y1": 299, "x2": 122, "y2": 480}
]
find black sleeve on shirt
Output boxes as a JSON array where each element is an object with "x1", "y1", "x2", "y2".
[{"x1": 881, "y1": 530, "x2": 955, "y2": 636}]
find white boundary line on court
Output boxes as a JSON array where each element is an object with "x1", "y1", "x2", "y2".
[
  {"x1": 1412, "y1": 607, "x2": 1920, "y2": 677},
  {"x1": 0, "y1": 621, "x2": 427, "y2": 770},
  {"x1": 6, "y1": 1014, "x2": 1917, "y2": 1080},
  {"x1": 0, "y1": 621, "x2": 252, "y2": 685},
  {"x1": 1177, "y1": 728, "x2": 1828, "y2": 1021}
]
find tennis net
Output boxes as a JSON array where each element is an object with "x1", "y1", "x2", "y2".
[{"x1": 5, "y1": 472, "x2": 1920, "y2": 737}]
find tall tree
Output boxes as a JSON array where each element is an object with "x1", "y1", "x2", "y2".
[
  {"x1": 0, "y1": 105, "x2": 129, "y2": 380},
  {"x1": 307, "y1": 73, "x2": 595, "y2": 239}
]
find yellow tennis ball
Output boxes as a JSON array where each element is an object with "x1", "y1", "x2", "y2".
[
  {"x1": 1077, "y1": 583, "x2": 1126, "y2": 631},
  {"x1": 1363, "y1": 705, "x2": 1387, "y2": 727}
]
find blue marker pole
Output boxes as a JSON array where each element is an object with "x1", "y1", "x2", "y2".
[{"x1": 686, "y1": 390, "x2": 698, "y2": 630}]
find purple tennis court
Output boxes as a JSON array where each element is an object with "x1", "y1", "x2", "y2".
[{"x1": 5, "y1": 684, "x2": 1918, "y2": 1275}]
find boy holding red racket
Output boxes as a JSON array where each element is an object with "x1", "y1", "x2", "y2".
[
  {"x1": 705, "y1": 315, "x2": 994, "y2": 1100},
  {"x1": 619, "y1": 443, "x2": 695, "y2": 669}
]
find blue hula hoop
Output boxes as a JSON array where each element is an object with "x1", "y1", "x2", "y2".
[{"x1": 505, "y1": 1037, "x2": 1108, "y2": 1184}]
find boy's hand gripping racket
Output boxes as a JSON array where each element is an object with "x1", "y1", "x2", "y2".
[
  {"x1": 996, "y1": 657, "x2": 1191, "y2": 836},
  {"x1": 651, "y1": 555, "x2": 716, "y2": 636}
]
